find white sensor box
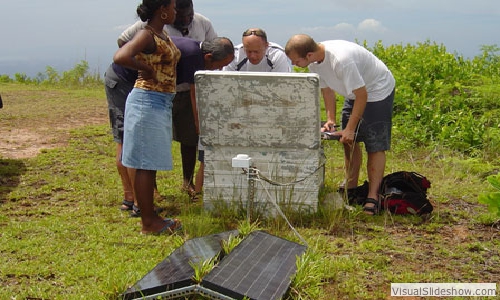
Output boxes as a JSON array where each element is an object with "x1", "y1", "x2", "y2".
[
  {"x1": 195, "y1": 71, "x2": 324, "y2": 213},
  {"x1": 231, "y1": 154, "x2": 252, "y2": 168}
]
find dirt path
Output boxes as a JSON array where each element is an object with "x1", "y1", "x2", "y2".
[
  {"x1": 0, "y1": 88, "x2": 108, "y2": 159},
  {"x1": 0, "y1": 117, "x2": 107, "y2": 159}
]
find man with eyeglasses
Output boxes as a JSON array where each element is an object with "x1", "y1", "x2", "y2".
[{"x1": 223, "y1": 28, "x2": 291, "y2": 72}]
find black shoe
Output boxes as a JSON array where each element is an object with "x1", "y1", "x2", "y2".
[{"x1": 338, "y1": 181, "x2": 368, "y2": 205}]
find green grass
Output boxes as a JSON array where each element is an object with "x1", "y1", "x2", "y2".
[
  {"x1": 1, "y1": 71, "x2": 500, "y2": 300},
  {"x1": 1, "y1": 122, "x2": 498, "y2": 299}
]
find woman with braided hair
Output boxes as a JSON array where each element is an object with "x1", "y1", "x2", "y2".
[{"x1": 113, "y1": 0, "x2": 182, "y2": 234}]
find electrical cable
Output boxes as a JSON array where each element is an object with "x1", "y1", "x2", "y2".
[
  {"x1": 244, "y1": 179, "x2": 308, "y2": 247},
  {"x1": 238, "y1": 119, "x2": 363, "y2": 246},
  {"x1": 239, "y1": 162, "x2": 324, "y2": 247},
  {"x1": 242, "y1": 162, "x2": 325, "y2": 187},
  {"x1": 255, "y1": 177, "x2": 309, "y2": 247},
  {"x1": 339, "y1": 118, "x2": 363, "y2": 203}
]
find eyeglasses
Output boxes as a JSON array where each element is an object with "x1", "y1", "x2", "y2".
[{"x1": 242, "y1": 29, "x2": 267, "y2": 40}]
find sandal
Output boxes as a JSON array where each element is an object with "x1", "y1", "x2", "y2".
[
  {"x1": 120, "y1": 200, "x2": 134, "y2": 211},
  {"x1": 130, "y1": 205, "x2": 165, "y2": 218},
  {"x1": 142, "y1": 218, "x2": 183, "y2": 235},
  {"x1": 190, "y1": 192, "x2": 202, "y2": 202},
  {"x1": 130, "y1": 205, "x2": 141, "y2": 217},
  {"x1": 363, "y1": 198, "x2": 380, "y2": 215},
  {"x1": 182, "y1": 184, "x2": 196, "y2": 197}
]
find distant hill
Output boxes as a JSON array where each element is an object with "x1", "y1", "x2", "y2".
[{"x1": 0, "y1": 58, "x2": 107, "y2": 78}]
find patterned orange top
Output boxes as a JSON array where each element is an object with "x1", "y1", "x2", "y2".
[{"x1": 134, "y1": 29, "x2": 180, "y2": 93}]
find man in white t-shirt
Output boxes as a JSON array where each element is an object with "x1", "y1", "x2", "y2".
[
  {"x1": 223, "y1": 28, "x2": 291, "y2": 72},
  {"x1": 285, "y1": 34, "x2": 396, "y2": 215}
]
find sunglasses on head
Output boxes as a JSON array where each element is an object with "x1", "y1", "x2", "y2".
[{"x1": 242, "y1": 29, "x2": 267, "y2": 39}]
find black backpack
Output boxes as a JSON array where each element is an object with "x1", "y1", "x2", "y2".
[{"x1": 380, "y1": 171, "x2": 433, "y2": 215}]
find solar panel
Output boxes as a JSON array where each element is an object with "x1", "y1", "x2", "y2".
[
  {"x1": 121, "y1": 230, "x2": 239, "y2": 300},
  {"x1": 201, "y1": 230, "x2": 307, "y2": 300}
]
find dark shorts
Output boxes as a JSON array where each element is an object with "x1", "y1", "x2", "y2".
[
  {"x1": 341, "y1": 89, "x2": 395, "y2": 153},
  {"x1": 198, "y1": 150, "x2": 204, "y2": 163},
  {"x1": 172, "y1": 91, "x2": 198, "y2": 146},
  {"x1": 104, "y1": 64, "x2": 134, "y2": 144}
]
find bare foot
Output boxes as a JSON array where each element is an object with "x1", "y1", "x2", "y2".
[{"x1": 141, "y1": 217, "x2": 182, "y2": 235}]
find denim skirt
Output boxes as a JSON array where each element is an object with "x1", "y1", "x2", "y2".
[{"x1": 122, "y1": 88, "x2": 174, "y2": 170}]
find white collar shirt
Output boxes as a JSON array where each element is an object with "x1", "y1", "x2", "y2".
[
  {"x1": 165, "y1": 13, "x2": 217, "y2": 42},
  {"x1": 223, "y1": 42, "x2": 291, "y2": 72}
]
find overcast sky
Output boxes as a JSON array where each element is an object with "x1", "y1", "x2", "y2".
[{"x1": 0, "y1": 0, "x2": 498, "y2": 77}]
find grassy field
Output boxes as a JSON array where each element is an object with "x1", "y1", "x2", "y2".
[{"x1": 0, "y1": 83, "x2": 499, "y2": 299}]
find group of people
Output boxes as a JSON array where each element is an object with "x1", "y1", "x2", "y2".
[{"x1": 105, "y1": 0, "x2": 395, "y2": 235}]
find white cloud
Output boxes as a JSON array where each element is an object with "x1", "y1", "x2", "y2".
[
  {"x1": 293, "y1": 24, "x2": 354, "y2": 44},
  {"x1": 357, "y1": 19, "x2": 387, "y2": 33},
  {"x1": 299, "y1": 19, "x2": 388, "y2": 44},
  {"x1": 333, "y1": 23, "x2": 356, "y2": 33}
]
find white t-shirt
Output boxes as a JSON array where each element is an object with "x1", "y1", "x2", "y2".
[
  {"x1": 166, "y1": 13, "x2": 217, "y2": 42},
  {"x1": 223, "y1": 42, "x2": 291, "y2": 72},
  {"x1": 118, "y1": 12, "x2": 217, "y2": 43},
  {"x1": 309, "y1": 40, "x2": 395, "y2": 102}
]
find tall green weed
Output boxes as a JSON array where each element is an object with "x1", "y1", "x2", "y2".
[
  {"x1": 479, "y1": 173, "x2": 500, "y2": 217},
  {"x1": 369, "y1": 40, "x2": 500, "y2": 158}
]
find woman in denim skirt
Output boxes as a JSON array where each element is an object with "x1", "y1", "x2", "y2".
[{"x1": 113, "y1": 0, "x2": 182, "y2": 235}]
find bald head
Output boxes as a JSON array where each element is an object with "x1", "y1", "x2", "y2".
[
  {"x1": 285, "y1": 34, "x2": 318, "y2": 58},
  {"x1": 241, "y1": 28, "x2": 269, "y2": 65},
  {"x1": 284, "y1": 34, "x2": 322, "y2": 67}
]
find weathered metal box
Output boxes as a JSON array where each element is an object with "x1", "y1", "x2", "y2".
[{"x1": 195, "y1": 71, "x2": 324, "y2": 214}]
